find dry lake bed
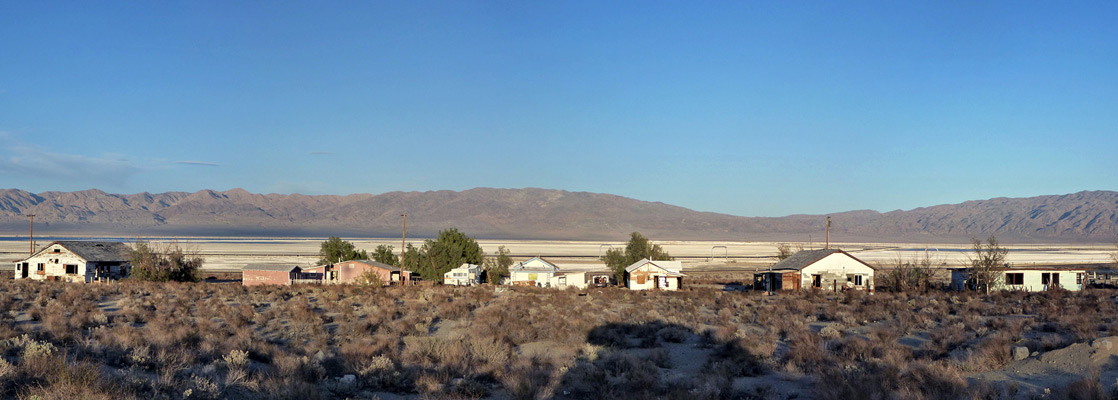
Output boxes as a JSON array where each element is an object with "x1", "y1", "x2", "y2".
[{"x1": 1, "y1": 237, "x2": 1113, "y2": 272}]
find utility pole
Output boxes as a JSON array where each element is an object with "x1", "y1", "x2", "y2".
[
  {"x1": 825, "y1": 216, "x2": 831, "y2": 250},
  {"x1": 400, "y1": 213, "x2": 407, "y2": 263},
  {"x1": 27, "y1": 214, "x2": 35, "y2": 256}
]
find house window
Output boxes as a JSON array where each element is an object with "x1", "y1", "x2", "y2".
[
  {"x1": 65, "y1": 264, "x2": 78, "y2": 275},
  {"x1": 811, "y1": 274, "x2": 822, "y2": 288},
  {"x1": 1077, "y1": 273, "x2": 1083, "y2": 285},
  {"x1": 1006, "y1": 273, "x2": 1024, "y2": 285},
  {"x1": 1052, "y1": 273, "x2": 1060, "y2": 286},
  {"x1": 853, "y1": 275, "x2": 863, "y2": 286},
  {"x1": 1041, "y1": 273, "x2": 1052, "y2": 285},
  {"x1": 37, "y1": 263, "x2": 45, "y2": 272},
  {"x1": 53, "y1": 248, "x2": 61, "y2": 253}
]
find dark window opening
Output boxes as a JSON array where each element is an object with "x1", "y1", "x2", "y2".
[
  {"x1": 65, "y1": 264, "x2": 78, "y2": 275},
  {"x1": 811, "y1": 274, "x2": 822, "y2": 288},
  {"x1": 1006, "y1": 273, "x2": 1024, "y2": 285},
  {"x1": 1041, "y1": 273, "x2": 1051, "y2": 285}
]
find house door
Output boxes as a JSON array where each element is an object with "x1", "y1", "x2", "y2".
[{"x1": 20, "y1": 263, "x2": 28, "y2": 278}]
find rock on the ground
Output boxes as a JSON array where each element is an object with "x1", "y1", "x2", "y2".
[
  {"x1": 1092, "y1": 339, "x2": 1112, "y2": 351},
  {"x1": 1012, "y1": 346, "x2": 1030, "y2": 361}
]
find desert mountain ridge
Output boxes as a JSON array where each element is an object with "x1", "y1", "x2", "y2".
[{"x1": 0, "y1": 188, "x2": 1115, "y2": 243}]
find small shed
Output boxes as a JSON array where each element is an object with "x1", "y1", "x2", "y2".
[
  {"x1": 242, "y1": 264, "x2": 302, "y2": 286},
  {"x1": 625, "y1": 259, "x2": 685, "y2": 291}
]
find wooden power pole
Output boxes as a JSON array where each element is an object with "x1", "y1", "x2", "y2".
[
  {"x1": 28, "y1": 214, "x2": 35, "y2": 256},
  {"x1": 825, "y1": 216, "x2": 831, "y2": 250},
  {"x1": 400, "y1": 213, "x2": 407, "y2": 262}
]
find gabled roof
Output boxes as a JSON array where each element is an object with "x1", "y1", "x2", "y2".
[
  {"x1": 770, "y1": 249, "x2": 876, "y2": 271},
  {"x1": 625, "y1": 258, "x2": 685, "y2": 276},
  {"x1": 243, "y1": 264, "x2": 302, "y2": 272},
  {"x1": 21, "y1": 241, "x2": 131, "y2": 263},
  {"x1": 510, "y1": 256, "x2": 559, "y2": 272}
]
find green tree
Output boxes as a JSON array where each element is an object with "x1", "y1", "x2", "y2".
[
  {"x1": 416, "y1": 228, "x2": 483, "y2": 282},
  {"x1": 130, "y1": 241, "x2": 203, "y2": 282},
  {"x1": 483, "y1": 245, "x2": 513, "y2": 284},
  {"x1": 967, "y1": 235, "x2": 1009, "y2": 294},
  {"x1": 601, "y1": 232, "x2": 673, "y2": 286},
  {"x1": 318, "y1": 236, "x2": 367, "y2": 264},
  {"x1": 400, "y1": 243, "x2": 422, "y2": 274},
  {"x1": 372, "y1": 244, "x2": 399, "y2": 266}
]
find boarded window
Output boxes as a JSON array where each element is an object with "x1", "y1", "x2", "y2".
[
  {"x1": 1006, "y1": 273, "x2": 1024, "y2": 285},
  {"x1": 528, "y1": 273, "x2": 537, "y2": 281}
]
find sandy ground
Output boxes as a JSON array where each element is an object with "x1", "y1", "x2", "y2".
[
  {"x1": 968, "y1": 337, "x2": 1118, "y2": 397},
  {"x1": 1, "y1": 237, "x2": 1113, "y2": 272}
]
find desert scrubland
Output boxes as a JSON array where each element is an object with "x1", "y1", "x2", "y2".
[{"x1": 1, "y1": 280, "x2": 1118, "y2": 399}]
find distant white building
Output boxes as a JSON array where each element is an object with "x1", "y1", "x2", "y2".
[
  {"x1": 950, "y1": 266, "x2": 1086, "y2": 292},
  {"x1": 625, "y1": 258, "x2": 685, "y2": 291},
  {"x1": 444, "y1": 263, "x2": 482, "y2": 286},
  {"x1": 13, "y1": 241, "x2": 132, "y2": 283}
]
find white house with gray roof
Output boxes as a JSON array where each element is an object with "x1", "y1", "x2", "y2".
[
  {"x1": 756, "y1": 249, "x2": 875, "y2": 292},
  {"x1": 14, "y1": 241, "x2": 132, "y2": 283}
]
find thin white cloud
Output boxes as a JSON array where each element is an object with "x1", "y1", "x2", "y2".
[
  {"x1": 174, "y1": 160, "x2": 220, "y2": 167},
  {"x1": 0, "y1": 145, "x2": 144, "y2": 187}
]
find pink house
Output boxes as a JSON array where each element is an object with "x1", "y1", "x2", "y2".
[{"x1": 303, "y1": 260, "x2": 413, "y2": 285}]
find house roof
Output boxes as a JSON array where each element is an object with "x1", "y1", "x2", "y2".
[
  {"x1": 625, "y1": 258, "x2": 685, "y2": 276},
  {"x1": 21, "y1": 241, "x2": 131, "y2": 263},
  {"x1": 770, "y1": 249, "x2": 876, "y2": 271},
  {"x1": 243, "y1": 264, "x2": 302, "y2": 272},
  {"x1": 510, "y1": 256, "x2": 560, "y2": 272}
]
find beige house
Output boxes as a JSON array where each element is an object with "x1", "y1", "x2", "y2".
[
  {"x1": 625, "y1": 259, "x2": 684, "y2": 291},
  {"x1": 14, "y1": 241, "x2": 131, "y2": 283}
]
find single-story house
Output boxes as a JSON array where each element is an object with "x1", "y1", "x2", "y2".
[
  {"x1": 303, "y1": 260, "x2": 413, "y2": 285},
  {"x1": 950, "y1": 266, "x2": 1086, "y2": 292},
  {"x1": 509, "y1": 257, "x2": 565, "y2": 287},
  {"x1": 243, "y1": 264, "x2": 303, "y2": 286},
  {"x1": 755, "y1": 249, "x2": 876, "y2": 292},
  {"x1": 14, "y1": 241, "x2": 131, "y2": 283},
  {"x1": 626, "y1": 258, "x2": 685, "y2": 291},
  {"x1": 444, "y1": 263, "x2": 482, "y2": 286}
]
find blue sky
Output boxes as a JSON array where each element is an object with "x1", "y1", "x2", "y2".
[{"x1": 1, "y1": 1, "x2": 1115, "y2": 217}]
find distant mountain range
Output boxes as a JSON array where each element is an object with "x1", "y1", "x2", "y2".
[{"x1": 0, "y1": 188, "x2": 1115, "y2": 243}]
